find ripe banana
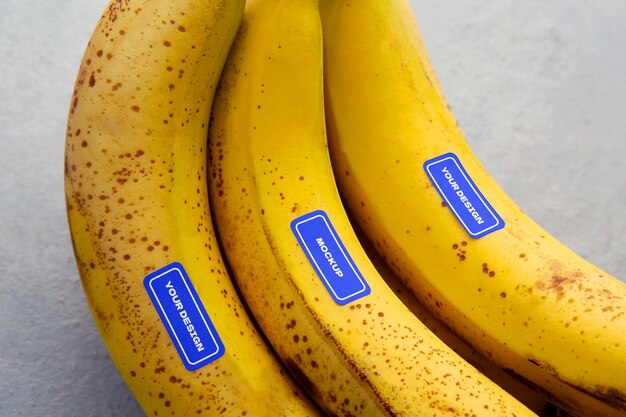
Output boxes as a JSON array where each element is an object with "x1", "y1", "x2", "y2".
[
  {"x1": 320, "y1": 0, "x2": 626, "y2": 415},
  {"x1": 64, "y1": 0, "x2": 321, "y2": 415},
  {"x1": 208, "y1": 0, "x2": 536, "y2": 415},
  {"x1": 355, "y1": 224, "x2": 557, "y2": 416}
]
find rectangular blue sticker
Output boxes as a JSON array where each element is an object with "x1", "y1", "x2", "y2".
[
  {"x1": 291, "y1": 210, "x2": 370, "y2": 305},
  {"x1": 424, "y1": 152, "x2": 504, "y2": 238},
  {"x1": 144, "y1": 262, "x2": 224, "y2": 371}
]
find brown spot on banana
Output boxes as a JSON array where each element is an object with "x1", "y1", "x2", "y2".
[{"x1": 535, "y1": 274, "x2": 581, "y2": 301}]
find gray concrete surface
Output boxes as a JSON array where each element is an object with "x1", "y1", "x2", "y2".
[{"x1": 0, "y1": 0, "x2": 624, "y2": 415}]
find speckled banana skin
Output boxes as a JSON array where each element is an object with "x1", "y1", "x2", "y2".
[
  {"x1": 64, "y1": 0, "x2": 321, "y2": 415},
  {"x1": 319, "y1": 0, "x2": 626, "y2": 416},
  {"x1": 356, "y1": 225, "x2": 556, "y2": 416},
  {"x1": 207, "y1": 0, "x2": 535, "y2": 415}
]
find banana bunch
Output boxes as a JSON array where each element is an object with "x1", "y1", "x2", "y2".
[
  {"x1": 65, "y1": 0, "x2": 624, "y2": 416},
  {"x1": 207, "y1": 0, "x2": 542, "y2": 416}
]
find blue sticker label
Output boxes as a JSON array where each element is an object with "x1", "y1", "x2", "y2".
[
  {"x1": 291, "y1": 210, "x2": 370, "y2": 305},
  {"x1": 424, "y1": 153, "x2": 504, "y2": 238},
  {"x1": 144, "y1": 263, "x2": 224, "y2": 371}
]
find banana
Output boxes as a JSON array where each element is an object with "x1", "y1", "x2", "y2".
[
  {"x1": 319, "y1": 0, "x2": 626, "y2": 415},
  {"x1": 64, "y1": 0, "x2": 322, "y2": 415},
  {"x1": 207, "y1": 0, "x2": 536, "y2": 415},
  {"x1": 354, "y1": 223, "x2": 557, "y2": 416}
]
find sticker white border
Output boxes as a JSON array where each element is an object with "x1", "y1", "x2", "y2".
[
  {"x1": 146, "y1": 266, "x2": 222, "y2": 367},
  {"x1": 425, "y1": 155, "x2": 502, "y2": 237},
  {"x1": 293, "y1": 213, "x2": 368, "y2": 302}
]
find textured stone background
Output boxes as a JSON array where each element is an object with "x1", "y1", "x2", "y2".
[{"x1": 0, "y1": 0, "x2": 624, "y2": 415}]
